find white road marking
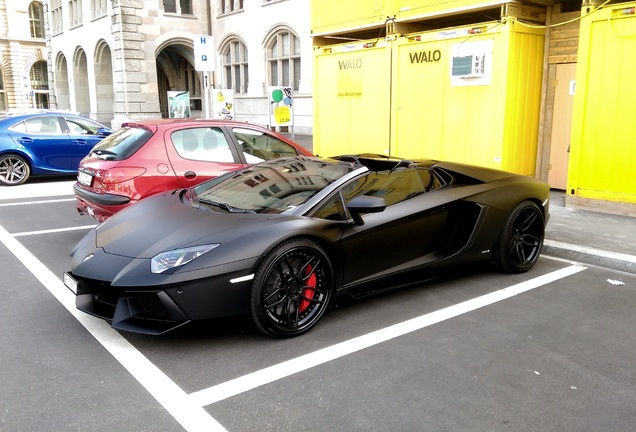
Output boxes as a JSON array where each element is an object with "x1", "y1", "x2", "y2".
[
  {"x1": 13, "y1": 225, "x2": 97, "y2": 237},
  {"x1": 0, "y1": 180, "x2": 75, "y2": 200},
  {"x1": 0, "y1": 198, "x2": 76, "y2": 207},
  {"x1": 0, "y1": 225, "x2": 228, "y2": 432},
  {"x1": 187, "y1": 264, "x2": 587, "y2": 407}
]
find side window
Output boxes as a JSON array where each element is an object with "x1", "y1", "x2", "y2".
[
  {"x1": 232, "y1": 127, "x2": 300, "y2": 163},
  {"x1": 172, "y1": 127, "x2": 235, "y2": 163},
  {"x1": 417, "y1": 168, "x2": 445, "y2": 192},
  {"x1": 65, "y1": 117, "x2": 101, "y2": 135},
  {"x1": 342, "y1": 169, "x2": 427, "y2": 207},
  {"x1": 311, "y1": 192, "x2": 347, "y2": 221},
  {"x1": 312, "y1": 176, "x2": 367, "y2": 221},
  {"x1": 24, "y1": 116, "x2": 62, "y2": 134}
]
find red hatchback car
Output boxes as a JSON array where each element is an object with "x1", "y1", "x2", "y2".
[{"x1": 74, "y1": 118, "x2": 313, "y2": 222}]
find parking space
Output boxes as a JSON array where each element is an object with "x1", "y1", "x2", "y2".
[{"x1": 1, "y1": 179, "x2": 635, "y2": 431}]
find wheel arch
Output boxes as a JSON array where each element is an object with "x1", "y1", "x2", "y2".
[{"x1": 251, "y1": 232, "x2": 341, "y2": 289}]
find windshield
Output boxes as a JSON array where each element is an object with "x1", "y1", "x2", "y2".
[
  {"x1": 192, "y1": 157, "x2": 355, "y2": 214},
  {"x1": 88, "y1": 127, "x2": 152, "y2": 160}
]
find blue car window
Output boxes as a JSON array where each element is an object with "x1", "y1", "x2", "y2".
[{"x1": 24, "y1": 116, "x2": 62, "y2": 134}]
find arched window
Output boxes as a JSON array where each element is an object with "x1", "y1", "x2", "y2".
[
  {"x1": 29, "y1": 2, "x2": 44, "y2": 38},
  {"x1": 222, "y1": 39, "x2": 248, "y2": 94},
  {"x1": 266, "y1": 29, "x2": 301, "y2": 92},
  {"x1": 0, "y1": 73, "x2": 7, "y2": 111},
  {"x1": 30, "y1": 61, "x2": 50, "y2": 109}
]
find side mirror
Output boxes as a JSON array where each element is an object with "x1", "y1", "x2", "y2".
[
  {"x1": 347, "y1": 195, "x2": 386, "y2": 225},
  {"x1": 97, "y1": 128, "x2": 113, "y2": 137}
]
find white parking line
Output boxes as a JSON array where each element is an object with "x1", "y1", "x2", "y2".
[
  {"x1": 0, "y1": 198, "x2": 76, "y2": 207},
  {"x1": 187, "y1": 263, "x2": 587, "y2": 407},
  {"x1": 1, "y1": 219, "x2": 588, "y2": 430},
  {"x1": 12, "y1": 225, "x2": 97, "y2": 237},
  {"x1": 0, "y1": 180, "x2": 76, "y2": 200},
  {"x1": 0, "y1": 224, "x2": 228, "y2": 432}
]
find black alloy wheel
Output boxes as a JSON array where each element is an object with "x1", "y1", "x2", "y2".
[
  {"x1": 496, "y1": 201, "x2": 545, "y2": 273},
  {"x1": 250, "y1": 238, "x2": 333, "y2": 338},
  {"x1": 0, "y1": 154, "x2": 30, "y2": 186}
]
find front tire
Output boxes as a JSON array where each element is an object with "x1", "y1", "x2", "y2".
[
  {"x1": 250, "y1": 238, "x2": 333, "y2": 338},
  {"x1": 495, "y1": 201, "x2": 545, "y2": 273},
  {"x1": 0, "y1": 154, "x2": 30, "y2": 186}
]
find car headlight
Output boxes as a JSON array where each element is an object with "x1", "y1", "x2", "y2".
[{"x1": 151, "y1": 244, "x2": 220, "y2": 274}]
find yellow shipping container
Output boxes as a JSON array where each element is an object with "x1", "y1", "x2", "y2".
[
  {"x1": 313, "y1": 42, "x2": 393, "y2": 157},
  {"x1": 310, "y1": 0, "x2": 389, "y2": 36},
  {"x1": 310, "y1": 0, "x2": 544, "y2": 36},
  {"x1": 568, "y1": 2, "x2": 636, "y2": 206},
  {"x1": 313, "y1": 19, "x2": 545, "y2": 175}
]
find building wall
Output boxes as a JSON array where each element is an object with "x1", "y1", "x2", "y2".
[
  {"x1": 43, "y1": 0, "x2": 313, "y2": 134},
  {"x1": 0, "y1": 0, "x2": 47, "y2": 110},
  {"x1": 212, "y1": 0, "x2": 313, "y2": 134}
]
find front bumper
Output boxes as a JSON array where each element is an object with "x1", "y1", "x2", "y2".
[{"x1": 65, "y1": 263, "x2": 255, "y2": 335}]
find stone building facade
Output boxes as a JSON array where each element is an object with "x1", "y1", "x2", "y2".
[
  {"x1": 0, "y1": 1, "x2": 49, "y2": 111},
  {"x1": 44, "y1": 0, "x2": 313, "y2": 133}
]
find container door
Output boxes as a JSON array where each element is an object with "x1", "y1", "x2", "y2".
[{"x1": 548, "y1": 62, "x2": 576, "y2": 190}]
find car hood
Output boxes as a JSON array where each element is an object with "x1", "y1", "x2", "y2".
[{"x1": 94, "y1": 191, "x2": 270, "y2": 258}]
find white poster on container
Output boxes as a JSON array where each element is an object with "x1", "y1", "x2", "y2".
[
  {"x1": 212, "y1": 89, "x2": 235, "y2": 120},
  {"x1": 268, "y1": 86, "x2": 294, "y2": 127}
]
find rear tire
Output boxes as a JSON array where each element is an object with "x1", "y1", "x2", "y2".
[
  {"x1": 495, "y1": 201, "x2": 545, "y2": 273},
  {"x1": 250, "y1": 238, "x2": 333, "y2": 338},
  {"x1": 0, "y1": 154, "x2": 30, "y2": 186}
]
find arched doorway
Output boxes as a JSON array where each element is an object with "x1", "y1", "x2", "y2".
[
  {"x1": 54, "y1": 53, "x2": 70, "y2": 110},
  {"x1": 30, "y1": 60, "x2": 49, "y2": 108},
  {"x1": 155, "y1": 41, "x2": 200, "y2": 118},
  {"x1": 94, "y1": 40, "x2": 114, "y2": 123},
  {"x1": 73, "y1": 48, "x2": 90, "y2": 115}
]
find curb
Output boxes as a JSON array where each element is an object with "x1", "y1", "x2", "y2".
[{"x1": 542, "y1": 239, "x2": 636, "y2": 274}]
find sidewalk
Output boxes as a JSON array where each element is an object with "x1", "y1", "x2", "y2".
[
  {"x1": 545, "y1": 190, "x2": 636, "y2": 273},
  {"x1": 284, "y1": 133, "x2": 636, "y2": 274}
]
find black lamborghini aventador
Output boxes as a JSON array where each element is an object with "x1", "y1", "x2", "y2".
[{"x1": 64, "y1": 155, "x2": 550, "y2": 338}]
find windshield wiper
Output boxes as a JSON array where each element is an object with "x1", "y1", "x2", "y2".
[{"x1": 198, "y1": 199, "x2": 255, "y2": 214}]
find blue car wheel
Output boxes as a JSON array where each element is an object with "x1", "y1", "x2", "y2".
[{"x1": 0, "y1": 154, "x2": 30, "y2": 186}]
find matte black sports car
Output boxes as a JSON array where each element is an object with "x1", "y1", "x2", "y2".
[{"x1": 64, "y1": 155, "x2": 550, "y2": 338}]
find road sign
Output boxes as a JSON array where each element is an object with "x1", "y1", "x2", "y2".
[{"x1": 193, "y1": 34, "x2": 214, "y2": 72}]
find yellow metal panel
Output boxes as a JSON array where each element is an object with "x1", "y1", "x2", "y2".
[
  {"x1": 395, "y1": 0, "x2": 509, "y2": 21},
  {"x1": 500, "y1": 22, "x2": 545, "y2": 175},
  {"x1": 313, "y1": 42, "x2": 393, "y2": 158},
  {"x1": 392, "y1": 21, "x2": 544, "y2": 174},
  {"x1": 310, "y1": 0, "x2": 390, "y2": 36},
  {"x1": 568, "y1": 2, "x2": 636, "y2": 204}
]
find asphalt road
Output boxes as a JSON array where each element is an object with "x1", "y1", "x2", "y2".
[{"x1": 1, "y1": 178, "x2": 635, "y2": 432}]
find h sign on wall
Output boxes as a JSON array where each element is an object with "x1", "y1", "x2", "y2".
[{"x1": 194, "y1": 35, "x2": 214, "y2": 72}]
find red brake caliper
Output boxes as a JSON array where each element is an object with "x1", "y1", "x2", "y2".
[{"x1": 299, "y1": 264, "x2": 316, "y2": 312}]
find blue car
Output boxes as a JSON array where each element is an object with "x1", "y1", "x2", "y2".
[{"x1": 0, "y1": 110, "x2": 112, "y2": 186}]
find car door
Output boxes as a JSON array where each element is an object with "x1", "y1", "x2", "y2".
[
  {"x1": 7, "y1": 116, "x2": 73, "y2": 171},
  {"x1": 336, "y1": 170, "x2": 454, "y2": 287},
  {"x1": 164, "y1": 126, "x2": 247, "y2": 187},
  {"x1": 61, "y1": 116, "x2": 110, "y2": 167}
]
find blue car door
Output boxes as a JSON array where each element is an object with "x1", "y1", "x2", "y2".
[
  {"x1": 7, "y1": 116, "x2": 74, "y2": 171},
  {"x1": 61, "y1": 116, "x2": 111, "y2": 167}
]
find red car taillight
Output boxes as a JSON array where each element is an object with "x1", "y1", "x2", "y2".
[{"x1": 101, "y1": 167, "x2": 147, "y2": 185}]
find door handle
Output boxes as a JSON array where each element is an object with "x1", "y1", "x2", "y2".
[{"x1": 184, "y1": 171, "x2": 196, "y2": 180}]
